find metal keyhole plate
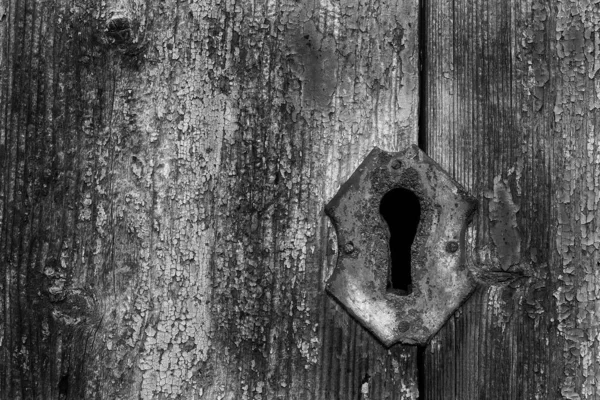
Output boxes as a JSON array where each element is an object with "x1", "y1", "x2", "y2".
[{"x1": 325, "y1": 146, "x2": 477, "y2": 346}]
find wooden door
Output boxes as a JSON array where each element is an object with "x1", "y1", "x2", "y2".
[{"x1": 1, "y1": 0, "x2": 597, "y2": 399}]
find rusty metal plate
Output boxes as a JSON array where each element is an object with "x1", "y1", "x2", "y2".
[{"x1": 325, "y1": 146, "x2": 477, "y2": 346}]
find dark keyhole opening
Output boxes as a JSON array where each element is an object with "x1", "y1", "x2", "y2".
[{"x1": 379, "y1": 187, "x2": 421, "y2": 295}]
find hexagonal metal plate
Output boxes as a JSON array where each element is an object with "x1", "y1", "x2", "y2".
[{"x1": 325, "y1": 146, "x2": 477, "y2": 346}]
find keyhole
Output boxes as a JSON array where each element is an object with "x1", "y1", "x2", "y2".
[{"x1": 379, "y1": 187, "x2": 421, "y2": 295}]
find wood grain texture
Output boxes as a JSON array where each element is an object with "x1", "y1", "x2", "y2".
[
  {"x1": 422, "y1": 0, "x2": 599, "y2": 398},
  {"x1": 0, "y1": 0, "x2": 421, "y2": 399}
]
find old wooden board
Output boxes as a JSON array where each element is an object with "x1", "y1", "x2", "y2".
[
  {"x1": 0, "y1": 0, "x2": 421, "y2": 399},
  {"x1": 422, "y1": 1, "x2": 599, "y2": 399}
]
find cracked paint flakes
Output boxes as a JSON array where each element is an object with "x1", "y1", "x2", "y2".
[
  {"x1": 488, "y1": 174, "x2": 522, "y2": 271},
  {"x1": 197, "y1": 0, "x2": 419, "y2": 398},
  {"x1": 475, "y1": 163, "x2": 523, "y2": 284},
  {"x1": 136, "y1": 236, "x2": 215, "y2": 399},
  {"x1": 552, "y1": 1, "x2": 600, "y2": 398},
  {"x1": 69, "y1": 0, "x2": 421, "y2": 398},
  {"x1": 92, "y1": 1, "x2": 236, "y2": 398},
  {"x1": 132, "y1": 93, "x2": 223, "y2": 398},
  {"x1": 324, "y1": 0, "x2": 419, "y2": 198}
]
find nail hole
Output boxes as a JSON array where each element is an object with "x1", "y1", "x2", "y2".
[{"x1": 379, "y1": 187, "x2": 421, "y2": 295}]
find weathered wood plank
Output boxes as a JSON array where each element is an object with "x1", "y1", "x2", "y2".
[
  {"x1": 0, "y1": 0, "x2": 421, "y2": 398},
  {"x1": 423, "y1": 0, "x2": 599, "y2": 398}
]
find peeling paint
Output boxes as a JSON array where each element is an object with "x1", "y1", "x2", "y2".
[
  {"x1": 1, "y1": 0, "x2": 421, "y2": 398},
  {"x1": 552, "y1": 1, "x2": 600, "y2": 399},
  {"x1": 488, "y1": 175, "x2": 522, "y2": 271}
]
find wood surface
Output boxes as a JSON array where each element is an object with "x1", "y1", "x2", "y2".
[
  {"x1": 422, "y1": 0, "x2": 599, "y2": 399},
  {"x1": 0, "y1": 0, "x2": 422, "y2": 399},
  {"x1": 3, "y1": 0, "x2": 599, "y2": 399}
]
